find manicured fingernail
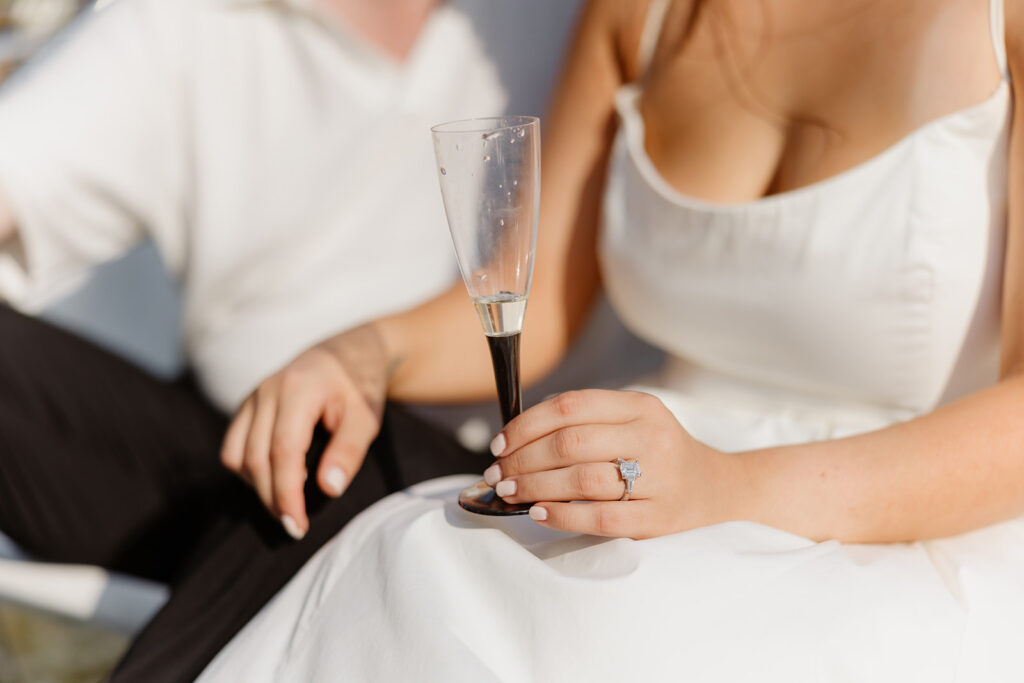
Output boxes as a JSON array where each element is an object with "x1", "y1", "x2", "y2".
[
  {"x1": 325, "y1": 467, "x2": 348, "y2": 497},
  {"x1": 490, "y1": 433, "x2": 507, "y2": 457},
  {"x1": 280, "y1": 514, "x2": 306, "y2": 540},
  {"x1": 495, "y1": 480, "x2": 516, "y2": 497},
  {"x1": 529, "y1": 506, "x2": 548, "y2": 521},
  {"x1": 483, "y1": 463, "x2": 502, "y2": 486}
]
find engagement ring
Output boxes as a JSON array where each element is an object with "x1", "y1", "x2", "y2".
[{"x1": 616, "y1": 457, "x2": 642, "y2": 501}]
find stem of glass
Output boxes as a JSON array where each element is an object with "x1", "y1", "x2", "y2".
[{"x1": 486, "y1": 332, "x2": 522, "y2": 426}]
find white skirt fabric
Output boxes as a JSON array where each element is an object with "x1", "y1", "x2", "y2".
[{"x1": 199, "y1": 386, "x2": 1024, "y2": 682}]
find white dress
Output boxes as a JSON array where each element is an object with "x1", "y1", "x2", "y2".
[{"x1": 200, "y1": 1, "x2": 1024, "y2": 680}]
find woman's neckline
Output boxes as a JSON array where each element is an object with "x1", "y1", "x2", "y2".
[{"x1": 616, "y1": 77, "x2": 1011, "y2": 212}]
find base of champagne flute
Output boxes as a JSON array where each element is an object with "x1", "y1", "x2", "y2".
[{"x1": 458, "y1": 479, "x2": 531, "y2": 516}]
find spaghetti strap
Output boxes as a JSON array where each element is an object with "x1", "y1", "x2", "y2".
[
  {"x1": 991, "y1": 0, "x2": 1008, "y2": 78},
  {"x1": 637, "y1": 0, "x2": 671, "y2": 78}
]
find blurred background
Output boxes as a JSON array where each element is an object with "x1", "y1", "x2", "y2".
[{"x1": 0, "y1": 0, "x2": 662, "y2": 679}]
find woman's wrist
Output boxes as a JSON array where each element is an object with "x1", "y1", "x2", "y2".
[
  {"x1": 723, "y1": 449, "x2": 773, "y2": 529},
  {"x1": 665, "y1": 438, "x2": 764, "y2": 535},
  {"x1": 730, "y1": 445, "x2": 847, "y2": 542},
  {"x1": 709, "y1": 446, "x2": 763, "y2": 528}
]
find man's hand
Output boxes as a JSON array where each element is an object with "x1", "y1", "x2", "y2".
[{"x1": 220, "y1": 324, "x2": 391, "y2": 539}]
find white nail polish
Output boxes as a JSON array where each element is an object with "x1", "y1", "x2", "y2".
[
  {"x1": 483, "y1": 464, "x2": 501, "y2": 486},
  {"x1": 281, "y1": 514, "x2": 306, "y2": 540},
  {"x1": 325, "y1": 467, "x2": 348, "y2": 497},
  {"x1": 495, "y1": 480, "x2": 516, "y2": 497},
  {"x1": 529, "y1": 506, "x2": 548, "y2": 521},
  {"x1": 490, "y1": 433, "x2": 507, "y2": 457}
]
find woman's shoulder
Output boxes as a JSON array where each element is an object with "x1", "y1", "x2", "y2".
[{"x1": 573, "y1": 0, "x2": 700, "y2": 84}]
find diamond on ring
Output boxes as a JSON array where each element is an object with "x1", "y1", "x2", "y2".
[{"x1": 617, "y1": 457, "x2": 642, "y2": 500}]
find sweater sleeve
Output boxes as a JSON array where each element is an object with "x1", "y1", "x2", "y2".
[{"x1": 0, "y1": 0, "x2": 187, "y2": 309}]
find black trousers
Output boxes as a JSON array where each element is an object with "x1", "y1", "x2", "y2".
[{"x1": 0, "y1": 305, "x2": 485, "y2": 682}]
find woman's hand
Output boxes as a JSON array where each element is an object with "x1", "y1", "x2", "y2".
[
  {"x1": 484, "y1": 389, "x2": 747, "y2": 538},
  {"x1": 219, "y1": 324, "x2": 391, "y2": 540}
]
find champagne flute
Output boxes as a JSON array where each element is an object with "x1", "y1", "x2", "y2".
[{"x1": 431, "y1": 115, "x2": 540, "y2": 516}]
